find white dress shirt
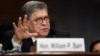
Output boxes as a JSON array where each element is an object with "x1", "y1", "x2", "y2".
[{"x1": 11, "y1": 37, "x2": 36, "y2": 52}]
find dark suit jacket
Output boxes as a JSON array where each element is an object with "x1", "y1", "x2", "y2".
[{"x1": 2, "y1": 27, "x2": 70, "y2": 52}]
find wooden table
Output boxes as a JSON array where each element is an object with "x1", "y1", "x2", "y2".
[
  {"x1": 1, "y1": 52, "x2": 100, "y2": 56},
  {"x1": 1, "y1": 46, "x2": 100, "y2": 56}
]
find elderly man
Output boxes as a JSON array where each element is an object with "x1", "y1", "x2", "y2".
[{"x1": 2, "y1": 1, "x2": 70, "y2": 52}]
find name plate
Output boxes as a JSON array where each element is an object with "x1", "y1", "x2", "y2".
[{"x1": 36, "y1": 38, "x2": 85, "y2": 52}]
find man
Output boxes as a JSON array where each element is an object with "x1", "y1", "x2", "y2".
[{"x1": 2, "y1": 1, "x2": 70, "y2": 52}]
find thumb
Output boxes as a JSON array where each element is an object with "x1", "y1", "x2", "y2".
[{"x1": 28, "y1": 33, "x2": 38, "y2": 37}]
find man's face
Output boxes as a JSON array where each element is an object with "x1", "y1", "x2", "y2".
[{"x1": 28, "y1": 8, "x2": 50, "y2": 37}]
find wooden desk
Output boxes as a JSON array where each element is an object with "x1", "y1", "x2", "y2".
[
  {"x1": 1, "y1": 52, "x2": 100, "y2": 56},
  {"x1": 1, "y1": 46, "x2": 100, "y2": 56}
]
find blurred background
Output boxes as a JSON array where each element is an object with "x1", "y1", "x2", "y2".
[{"x1": 0, "y1": 0, "x2": 100, "y2": 52}]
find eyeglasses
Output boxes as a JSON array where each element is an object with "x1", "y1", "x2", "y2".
[{"x1": 33, "y1": 16, "x2": 49, "y2": 24}]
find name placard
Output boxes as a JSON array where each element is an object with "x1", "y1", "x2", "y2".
[{"x1": 36, "y1": 38, "x2": 85, "y2": 52}]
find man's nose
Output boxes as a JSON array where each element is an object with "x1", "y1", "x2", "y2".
[{"x1": 42, "y1": 20, "x2": 47, "y2": 25}]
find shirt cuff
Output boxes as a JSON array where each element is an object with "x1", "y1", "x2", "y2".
[
  {"x1": 11, "y1": 37, "x2": 22, "y2": 52},
  {"x1": 12, "y1": 37, "x2": 22, "y2": 47}
]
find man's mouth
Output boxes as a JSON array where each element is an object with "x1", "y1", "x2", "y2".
[{"x1": 41, "y1": 28, "x2": 49, "y2": 32}]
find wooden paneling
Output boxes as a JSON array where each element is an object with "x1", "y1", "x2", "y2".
[{"x1": 0, "y1": 0, "x2": 29, "y2": 21}]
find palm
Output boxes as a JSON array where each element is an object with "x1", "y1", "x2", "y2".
[{"x1": 13, "y1": 15, "x2": 38, "y2": 40}]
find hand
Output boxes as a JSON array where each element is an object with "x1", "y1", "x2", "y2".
[{"x1": 13, "y1": 15, "x2": 38, "y2": 44}]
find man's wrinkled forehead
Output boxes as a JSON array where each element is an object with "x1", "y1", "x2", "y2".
[{"x1": 29, "y1": 8, "x2": 48, "y2": 19}]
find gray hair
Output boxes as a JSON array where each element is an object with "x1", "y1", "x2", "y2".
[{"x1": 20, "y1": 1, "x2": 47, "y2": 19}]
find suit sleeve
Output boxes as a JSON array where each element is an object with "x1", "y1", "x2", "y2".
[{"x1": 2, "y1": 31, "x2": 14, "y2": 50}]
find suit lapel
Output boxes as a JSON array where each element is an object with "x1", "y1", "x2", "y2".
[{"x1": 21, "y1": 38, "x2": 34, "y2": 52}]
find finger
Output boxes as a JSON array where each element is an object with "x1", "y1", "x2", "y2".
[
  {"x1": 29, "y1": 14, "x2": 36, "y2": 21},
  {"x1": 28, "y1": 18, "x2": 31, "y2": 25},
  {"x1": 12, "y1": 22, "x2": 17, "y2": 30},
  {"x1": 18, "y1": 17, "x2": 22, "y2": 28},
  {"x1": 27, "y1": 17, "x2": 34, "y2": 28},
  {"x1": 23, "y1": 15, "x2": 28, "y2": 25},
  {"x1": 29, "y1": 33, "x2": 38, "y2": 37},
  {"x1": 24, "y1": 33, "x2": 38, "y2": 39},
  {"x1": 23, "y1": 15, "x2": 29, "y2": 30}
]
